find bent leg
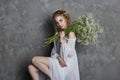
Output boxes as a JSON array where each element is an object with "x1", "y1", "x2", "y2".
[
  {"x1": 32, "y1": 56, "x2": 50, "y2": 79},
  {"x1": 28, "y1": 64, "x2": 39, "y2": 80}
]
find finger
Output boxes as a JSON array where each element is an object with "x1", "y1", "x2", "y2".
[
  {"x1": 63, "y1": 64, "x2": 67, "y2": 67},
  {"x1": 64, "y1": 63, "x2": 67, "y2": 66},
  {"x1": 61, "y1": 64, "x2": 65, "y2": 67},
  {"x1": 62, "y1": 62, "x2": 66, "y2": 67},
  {"x1": 63, "y1": 62, "x2": 67, "y2": 66}
]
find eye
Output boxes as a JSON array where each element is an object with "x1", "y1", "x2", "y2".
[{"x1": 59, "y1": 19, "x2": 63, "y2": 22}]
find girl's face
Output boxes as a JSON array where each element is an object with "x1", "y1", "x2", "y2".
[{"x1": 54, "y1": 15, "x2": 68, "y2": 30}]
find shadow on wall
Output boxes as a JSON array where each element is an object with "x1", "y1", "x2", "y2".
[{"x1": 21, "y1": 16, "x2": 55, "y2": 80}]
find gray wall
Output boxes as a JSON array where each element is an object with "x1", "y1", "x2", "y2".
[{"x1": 0, "y1": 0, "x2": 120, "y2": 80}]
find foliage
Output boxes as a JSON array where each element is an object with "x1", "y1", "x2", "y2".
[{"x1": 44, "y1": 13, "x2": 103, "y2": 46}]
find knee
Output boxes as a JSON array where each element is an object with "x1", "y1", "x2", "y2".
[
  {"x1": 32, "y1": 56, "x2": 44, "y2": 65},
  {"x1": 32, "y1": 56, "x2": 38, "y2": 64},
  {"x1": 28, "y1": 65, "x2": 33, "y2": 71}
]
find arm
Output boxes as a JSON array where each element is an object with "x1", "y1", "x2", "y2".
[
  {"x1": 59, "y1": 31, "x2": 76, "y2": 59},
  {"x1": 50, "y1": 32, "x2": 67, "y2": 67},
  {"x1": 57, "y1": 56, "x2": 67, "y2": 67},
  {"x1": 51, "y1": 46, "x2": 59, "y2": 58},
  {"x1": 51, "y1": 32, "x2": 59, "y2": 58},
  {"x1": 51, "y1": 41, "x2": 67, "y2": 67}
]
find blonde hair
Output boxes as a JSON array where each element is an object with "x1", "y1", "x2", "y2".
[
  {"x1": 52, "y1": 9, "x2": 70, "y2": 31},
  {"x1": 53, "y1": 9, "x2": 70, "y2": 24}
]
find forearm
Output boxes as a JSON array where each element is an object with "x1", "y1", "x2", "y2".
[
  {"x1": 57, "y1": 55, "x2": 67, "y2": 67},
  {"x1": 57, "y1": 56, "x2": 64, "y2": 61}
]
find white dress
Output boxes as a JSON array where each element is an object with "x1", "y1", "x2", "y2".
[{"x1": 47, "y1": 33, "x2": 80, "y2": 80}]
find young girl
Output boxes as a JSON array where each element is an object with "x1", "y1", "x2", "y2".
[{"x1": 28, "y1": 9, "x2": 80, "y2": 80}]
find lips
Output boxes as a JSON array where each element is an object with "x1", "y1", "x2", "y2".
[
  {"x1": 60, "y1": 26, "x2": 63, "y2": 28},
  {"x1": 59, "y1": 26, "x2": 63, "y2": 28}
]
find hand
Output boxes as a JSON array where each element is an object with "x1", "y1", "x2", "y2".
[
  {"x1": 57, "y1": 56, "x2": 67, "y2": 67},
  {"x1": 59, "y1": 31, "x2": 65, "y2": 38},
  {"x1": 59, "y1": 31, "x2": 65, "y2": 44}
]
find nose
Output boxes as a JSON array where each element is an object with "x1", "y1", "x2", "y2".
[{"x1": 58, "y1": 22, "x2": 62, "y2": 27}]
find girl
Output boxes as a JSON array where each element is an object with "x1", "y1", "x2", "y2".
[{"x1": 28, "y1": 9, "x2": 80, "y2": 80}]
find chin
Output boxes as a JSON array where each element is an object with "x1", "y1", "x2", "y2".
[
  {"x1": 62, "y1": 27, "x2": 66, "y2": 29},
  {"x1": 59, "y1": 27, "x2": 66, "y2": 31},
  {"x1": 61, "y1": 28, "x2": 66, "y2": 30}
]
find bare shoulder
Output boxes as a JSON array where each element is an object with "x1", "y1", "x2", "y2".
[{"x1": 68, "y1": 31, "x2": 76, "y2": 39}]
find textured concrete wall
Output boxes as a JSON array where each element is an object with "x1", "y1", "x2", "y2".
[{"x1": 0, "y1": 0, "x2": 120, "y2": 80}]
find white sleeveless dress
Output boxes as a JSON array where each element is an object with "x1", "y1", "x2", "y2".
[{"x1": 47, "y1": 33, "x2": 80, "y2": 80}]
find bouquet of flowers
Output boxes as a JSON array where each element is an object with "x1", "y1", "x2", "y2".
[{"x1": 44, "y1": 13, "x2": 103, "y2": 46}]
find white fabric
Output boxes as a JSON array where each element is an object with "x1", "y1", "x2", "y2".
[{"x1": 48, "y1": 35, "x2": 80, "y2": 80}]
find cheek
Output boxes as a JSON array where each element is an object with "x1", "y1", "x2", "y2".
[
  {"x1": 62, "y1": 20, "x2": 66, "y2": 24},
  {"x1": 63, "y1": 21, "x2": 67, "y2": 26}
]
